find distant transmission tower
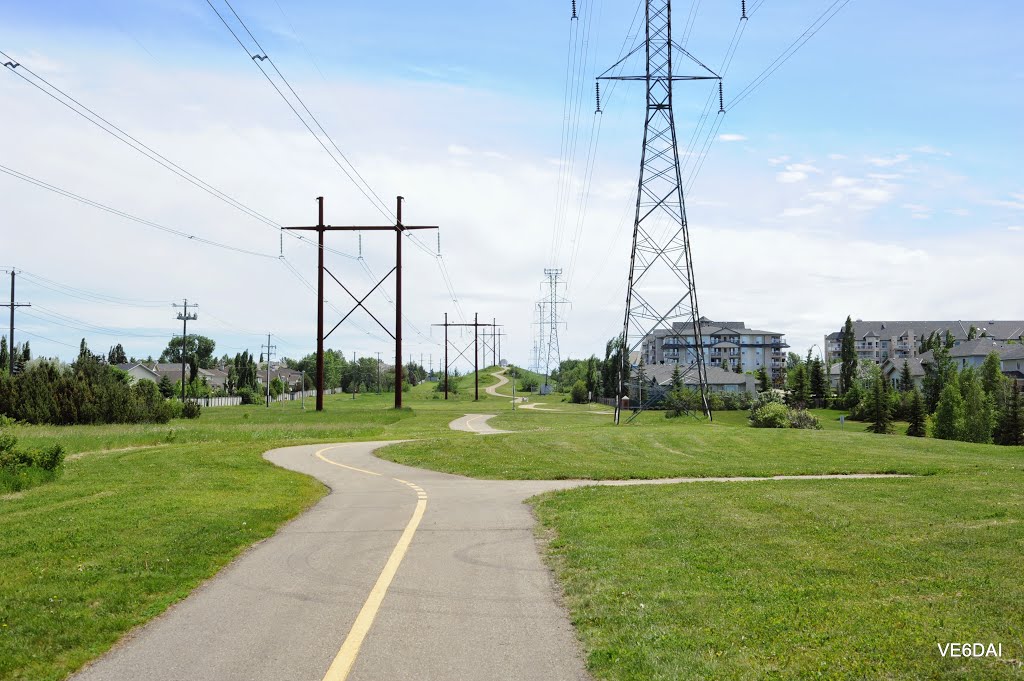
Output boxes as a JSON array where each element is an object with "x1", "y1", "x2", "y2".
[
  {"x1": 598, "y1": 0, "x2": 720, "y2": 424},
  {"x1": 542, "y1": 268, "x2": 569, "y2": 392},
  {"x1": 531, "y1": 301, "x2": 546, "y2": 375}
]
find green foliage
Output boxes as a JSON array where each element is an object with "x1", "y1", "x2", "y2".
[
  {"x1": 664, "y1": 388, "x2": 703, "y2": 418},
  {"x1": 670, "y1": 363, "x2": 683, "y2": 390},
  {"x1": 269, "y1": 377, "x2": 286, "y2": 399},
  {"x1": 160, "y1": 334, "x2": 216, "y2": 385},
  {"x1": 181, "y1": 400, "x2": 202, "y2": 419},
  {"x1": 788, "y1": 409, "x2": 822, "y2": 430},
  {"x1": 840, "y1": 316, "x2": 857, "y2": 395},
  {"x1": 923, "y1": 345, "x2": 956, "y2": 412},
  {"x1": 569, "y1": 380, "x2": 588, "y2": 404},
  {"x1": 864, "y1": 364, "x2": 894, "y2": 435},
  {"x1": 933, "y1": 381, "x2": 966, "y2": 441},
  {"x1": 756, "y1": 366, "x2": 770, "y2": 392},
  {"x1": 787, "y1": 364, "x2": 811, "y2": 408},
  {"x1": 898, "y1": 360, "x2": 914, "y2": 393},
  {"x1": 749, "y1": 401, "x2": 790, "y2": 428},
  {"x1": 0, "y1": 335, "x2": 8, "y2": 374},
  {"x1": 107, "y1": 343, "x2": 128, "y2": 365},
  {"x1": 959, "y1": 368, "x2": 994, "y2": 444},
  {"x1": 906, "y1": 388, "x2": 927, "y2": 437},
  {"x1": 0, "y1": 417, "x2": 65, "y2": 493},
  {"x1": 237, "y1": 387, "x2": 261, "y2": 405},
  {"x1": 157, "y1": 374, "x2": 175, "y2": 398},
  {"x1": 996, "y1": 381, "x2": 1023, "y2": 446}
]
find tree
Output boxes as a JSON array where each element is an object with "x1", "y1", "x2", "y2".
[
  {"x1": 670, "y1": 363, "x2": 683, "y2": 390},
  {"x1": 0, "y1": 337, "x2": 7, "y2": 374},
  {"x1": 160, "y1": 335, "x2": 216, "y2": 384},
  {"x1": 944, "y1": 330, "x2": 955, "y2": 349},
  {"x1": 995, "y1": 381, "x2": 1023, "y2": 446},
  {"x1": 157, "y1": 374, "x2": 175, "y2": 398},
  {"x1": 967, "y1": 325, "x2": 978, "y2": 340},
  {"x1": 923, "y1": 345, "x2": 956, "y2": 413},
  {"x1": 864, "y1": 364, "x2": 893, "y2": 434},
  {"x1": 107, "y1": 343, "x2": 128, "y2": 365},
  {"x1": 788, "y1": 364, "x2": 811, "y2": 408},
  {"x1": 269, "y1": 377, "x2": 286, "y2": 399},
  {"x1": 898, "y1": 360, "x2": 914, "y2": 393},
  {"x1": 933, "y1": 381, "x2": 966, "y2": 441},
  {"x1": 721, "y1": 357, "x2": 730, "y2": 372},
  {"x1": 839, "y1": 316, "x2": 857, "y2": 396},
  {"x1": 906, "y1": 388, "x2": 927, "y2": 437},
  {"x1": 734, "y1": 357, "x2": 742, "y2": 373},
  {"x1": 959, "y1": 368, "x2": 994, "y2": 444},
  {"x1": 569, "y1": 380, "x2": 588, "y2": 404},
  {"x1": 809, "y1": 358, "x2": 827, "y2": 407},
  {"x1": 756, "y1": 366, "x2": 770, "y2": 392}
]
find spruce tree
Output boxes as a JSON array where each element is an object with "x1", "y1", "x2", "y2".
[
  {"x1": 756, "y1": 366, "x2": 770, "y2": 392},
  {"x1": 809, "y1": 358, "x2": 826, "y2": 407},
  {"x1": 0, "y1": 336, "x2": 7, "y2": 373},
  {"x1": 734, "y1": 358, "x2": 742, "y2": 373},
  {"x1": 923, "y1": 345, "x2": 955, "y2": 412},
  {"x1": 670, "y1": 363, "x2": 683, "y2": 390},
  {"x1": 157, "y1": 374, "x2": 175, "y2": 398},
  {"x1": 967, "y1": 325, "x2": 978, "y2": 340},
  {"x1": 906, "y1": 388, "x2": 927, "y2": 437},
  {"x1": 899, "y1": 360, "x2": 914, "y2": 393},
  {"x1": 721, "y1": 357, "x2": 730, "y2": 372},
  {"x1": 866, "y1": 365, "x2": 893, "y2": 434},
  {"x1": 933, "y1": 382, "x2": 966, "y2": 441},
  {"x1": 996, "y1": 381, "x2": 1023, "y2": 446},
  {"x1": 840, "y1": 316, "x2": 857, "y2": 396},
  {"x1": 789, "y1": 365, "x2": 811, "y2": 408}
]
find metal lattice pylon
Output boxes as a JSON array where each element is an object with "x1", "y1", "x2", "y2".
[
  {"x1": 541, "y1": 269, "x2": 568, "y2": 390},
  {"x1": 599, "y1": 0, "x2": 719, "y2": 424}
]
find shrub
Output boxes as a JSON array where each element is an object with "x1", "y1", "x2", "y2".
[
  {"x1": 569, "y1": 380, "x2": 588, "y2": 404},
  {"x1": 788, "y1": 409, "x2": 822, "y2": 430},
  {"x1": 750, "y1": 402, "x2": 790, "y2": 428},
  {"x1": 30, "y1": 444, "x2": 65, "y2": 471},
  {"x1": 664, "y1": 388, "x2": 703, "y2": 418},
  {"x1": 181, "y1": 400, "x2": 202, "y2": 419},
  {"x1": 237, "y1": 387, "x2": 261, "y2": 405}
]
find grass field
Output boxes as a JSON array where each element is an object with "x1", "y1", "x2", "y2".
[{"x1": 3, "y1": 369, "x2": 1022, "y2": 680}]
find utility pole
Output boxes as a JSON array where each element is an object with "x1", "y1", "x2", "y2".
[
  {"x1": 432, "y1": 314, "x2": 495, "y2": 401},
  {"x1": 598, "y1": 0, "x2": 718, "y2": 423},
  {"x1": 284, "y1": 196, "x2": 438, "y2": 411},
  {"x1": 172, "y1": 299, "x2": 198, "y2": 401},
  {"x1": 376, "y1": 351, "x2": 382, "y2": 394},
  {"x1": 352, "y1": 350, "x2": 356, "y2": 399},
  {"x1": 1, "y1": 270, "x2": 30, "y2": 375},
  {"x1": 301, "y1": 370, "x2": 305, "y2": 409},
  {"x1": 261, "y1": 334, "x2": 276, "y2": 407}
]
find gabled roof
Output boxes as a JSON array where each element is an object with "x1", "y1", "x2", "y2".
[
  {"x1": 882, "y1": 357, "x2": 926, "y2": 377},
  {"x1": 828, "y1": 320, "x2": 1024, "y2": 343},
  {"x1": 645, "y1": 364, "x2": 751, "y2": 387}
]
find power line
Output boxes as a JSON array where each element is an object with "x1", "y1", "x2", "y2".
[
  {"x1": 0, "y1": 164, "x2": 280, "y2": 261},
  {"x1": 18, "y1": 271, "x2": 169, "y2": 308}
]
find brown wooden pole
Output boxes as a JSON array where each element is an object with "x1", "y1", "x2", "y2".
[
  {"x1": 395, "y1": 196, "x2": 403, "y2": 409},
  {"x1": 316, "y1": 197, "x2": 325, "y2": 411}
]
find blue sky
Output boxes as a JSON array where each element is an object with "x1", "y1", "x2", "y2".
[{"x1": 1, "y1": 0, "x2": 1022, "y2": 366}]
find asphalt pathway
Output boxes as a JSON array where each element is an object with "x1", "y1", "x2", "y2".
[
  {"x1": 448, "y1": 413, "x2": 509, "y2": 434},
  {"x1": 71, "y1": 442, "x2": 912, "y2": 681}
]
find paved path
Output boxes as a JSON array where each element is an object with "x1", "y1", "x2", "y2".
[
  {"x1": 71, "y1": 442, "x2": 913, "y2": 681},
  {"x1": 448, "y1": 413, "x2": 510, "y2": 435},
  {"x1": 483, "y1": 370, "x2": 527, "y2": 404}
]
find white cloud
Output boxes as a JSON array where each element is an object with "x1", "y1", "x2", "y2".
[
  {"x1": 447, "y1": 144, "x2": 472, "y2": 156},
  {"x1": 828, "y1": 153, "x2": 847, "y2": 160},
  {"x1": 719, "y1": 133, "x2": 747, "y2": 142},
  {"x1": 867, "y1": 154, "x2": 910, "y2": 167},
  {"x1": 807, "y1": 191, "x2": 843, "y2": 203},
  {"x1": 767, "y1": 155, "x2": 790, "y2": 166},
  {"x1": 776, "y1": 163, "x2": 820, "y2": 184},
  {"x1": 832, "y1": 176, "x2": 859, "y2": 187},
  {"x1": 946, "y1": 208, "x2": 969, "y2": 217},
  {"x1": 780, "y1": 205, "x2": 824, "y2": 218},
  {"x1": 913, "y1": 145, "x2": 952, "y2": 157}
]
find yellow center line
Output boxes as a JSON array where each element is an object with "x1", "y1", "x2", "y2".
[
  {"x1": 313, "y1": 445, "x2": 427, "y2": 681},
  {"x1": 465, "y1": 415, "x2": 484, "y2": 432}
]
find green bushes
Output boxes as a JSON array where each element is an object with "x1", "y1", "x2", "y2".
[
  {"x1": 237, "y1": 387, "x2": 261, "y2": 405},
  {"x1": 181, "y1": 400, "x2": 202, "y2": 419},
  {"x1": 0, "y1": 354, "x2": 173, "y2": 425},
  {"x1": 750, "y1": 401, "x2": 790, "y2": 428},
  {"x1": 0, "y1": 417, "x2": 65, "y2": 493},
  {"x1": 570, "y1": 380, "x2": 589, "y2": 404}
]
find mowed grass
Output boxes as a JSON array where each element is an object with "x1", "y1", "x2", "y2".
[
  {"x1": 0, "y1": 371, "x2": 503, "y2": 681},
  {"x1": 531, "y1": 473, "x2": 1024, "y2": 680}
]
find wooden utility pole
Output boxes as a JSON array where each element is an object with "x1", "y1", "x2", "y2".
[
  {"x1": 284, "y1": 196, "x2": 438, "y2": 410},
  {"x1": 432, "y1": 313, "x2": 495, "y2": 401},
  {"x1": 1, "y1": 270, "x2": 30, "y2": 374},
  {"x1": 172, "y1": 299, "x2": 198, "y2": 401}
]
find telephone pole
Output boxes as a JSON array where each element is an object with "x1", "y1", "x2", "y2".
[
  {"x1": 598, "y1": 0, "x2": 718, "y2": 423},
  {"x1": 1, "y1": 270, "x2": 30, "y2": 374},
  {"x1": 261, "y1": 334, "x2": 276, "y2": 407},
  {"x1": 284, "y1": 196, "x2": 438, "y2": 411},
  {"x1": 172, "y1": 299, "x2": 198, "y2": 401}
]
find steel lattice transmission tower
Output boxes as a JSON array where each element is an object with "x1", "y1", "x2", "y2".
[
  {"x1": 541, "y1": 268, "x2": 569, "y2": 392},
  {"x1": 599, "y1": 0, "x2": 720, "y2": 424}
]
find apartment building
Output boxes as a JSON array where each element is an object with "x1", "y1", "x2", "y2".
[
  {"x1": 824, "y1": 320, "x2": 1024, "y2": 366},
  {"x1": 641, "y1": 317, "x2": 788, "y2": 380}
]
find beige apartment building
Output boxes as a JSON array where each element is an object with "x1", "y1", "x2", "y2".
[{"x1": 641, "y1": 317, "x2": 788, "y2": 381}]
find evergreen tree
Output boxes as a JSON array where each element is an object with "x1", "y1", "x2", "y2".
[
  {"x1": 996, "y1": 381, "x2": 1023, "y2": 446},
  {"x1": 944, "y1": 330, "x2": 955, "y2": 349},
  {"x1": 670, "y1": 363, "x2": 683, "y2": 390},
  {"x1": 811, "y1": 358, "x2": 830, "y2": 407},
  {"x1": 923, "y1": 345, "x2": 956, "y2": 412},
  {"x1": 865, "y1": 365, "x2": 893, "y2": 434},
  {"x1": 906, "y1": 388, "x2": 927, "y2": 437},
  {"x1": 788, "y1": 364, "x2": 811, "y2": 408},
  {"x1": 756, "y1": 366, "x2": 770, "y2": 392},
  {"x1": 0, "y1": 336, "x2": 7, "y2": 373},
  {"x1": 839, "y1": 316, "x2": 857, "y2": 395},
  {"x1": 107, "y1": 343, "x2": 128, "y2": 365},
  {"x1": 959, "y1": 368, "x2": 994, "y2": 444},
  {"x1": 157, "y1": 374, "x2": 175, "y2": 398},
  {"x1": 967, "y1": 325, "x2": 978, "y2": 340},
  {"x1": 899, "y1": 360, "x2": 914, "y2": 393},
  {"x1": 721, "y1": 357, "x2": 730, "y2": 372},
  {"x1": 933, "y1": 382, "x2": 966, "y2": 441},
  {"x1": 734, "y1": 357, "x2": 742, "y2": 373}
]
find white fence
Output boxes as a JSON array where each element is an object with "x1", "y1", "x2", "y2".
[{"x1": 195, "y1": 387, "x2": 348, "y2": 407}]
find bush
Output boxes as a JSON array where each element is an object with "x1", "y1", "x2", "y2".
[
  {"x1": 749, "y1": 402, "x2": 790, "y2": 428},
  {"x1": 569, "y1": 380, "x2": 588, "y2": 404},
  {"x1": 0, "y1": 419, "x2": 65, "y2": 493},
  {"x1": 788, "y1": 409, "x2": 822, "y2": 430},
  {"x1": 237, "y1": 387, "x2": 261, "y2": 405},
  {"x1": 181, "y1": 400, "x2": 202, "y2": 419},
  {"x1": 664, "y1": 388, "x2": 703, "y2": 418}
]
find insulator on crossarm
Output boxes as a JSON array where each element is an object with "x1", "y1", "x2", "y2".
[
  {"x1": 718, "y1": 80, "x2": 725, "y2": 113},
  {"x1": 595, "y1": 82, "x2": 602, "y2": 114},
  {"x1": 358, "y1": 233, "x2": 363, "y2": 258},
  {"x1": 571, "y1": 0, "x2": 578, "y2": 20},
  {"x1": 741, "y1": 0, "x2": 747, "y2": 20}
]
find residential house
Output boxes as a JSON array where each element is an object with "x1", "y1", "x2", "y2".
[
  {"x1": 642, "y1": 364, "x2": 757, "y2": 396},
  {"x1": 824, "y1": 320, "x2": 1024, "y2": 366},
  {"x1": 115, "y1": 363, "x2": 161, "y2": 385},
  {"x1": 641, "y1": 317, "x2": 788, "y2": 380},
  {"x1": 880, "y1": 357, "x2": 926, "y2": 391}
]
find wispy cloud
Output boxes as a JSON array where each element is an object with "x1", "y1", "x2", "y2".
[
  {"x1": 719, "y1": 133, "x2": 747, "y2": 142},
  {"x1": 768, "y1": 155, "x2": 790, "y2": 166},
  {"x1": 776, "y1": 163, "x2": 820, "y2": 184},
  {"x1": 780, "y1": 205, "x2": 824, "y2": 218},
  {"x1": 447, "y1": 144, "x2": 472, "y2": 156},
  {"x1": 828, "y1": 153, "x2": 847, "y2": 160},
  {"x1": 867, "y1": 153, "x2": 910, "y2": 167},
  {"x1": 913, "y1": 145, "x2": 952, "y2": 157}
]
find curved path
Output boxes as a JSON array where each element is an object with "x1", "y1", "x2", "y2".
[
  {"x1": 448, "y1": 413, "x2": 510, "y2": 435},
  {"x1": 487, "y1": 370, "x2": 612, "y2": 415},
  {"x1": 72, "y1": 443, "x2": 912, "y2": 681}
]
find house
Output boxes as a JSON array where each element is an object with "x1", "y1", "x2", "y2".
[
  {"x1": 198, "y1": 367, "x2": 229, "y2": 392},
  {"x1": 824, "y1": 320, "x2": 1024, "y2": 366},
  {"x1": 880, "y1": 357, "x2": 926, "y2": 390},
  {"x1": 115, "y1": 363, "x2": 161, "y2": 385},
  {"x1": 641, "y1": 317, "x2": 788, "y2": 380},
  {"x1": 258, "y1": 366, "x2": 305, "y2": 391}
]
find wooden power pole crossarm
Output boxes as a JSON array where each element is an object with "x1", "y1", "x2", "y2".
[
  {"x1": 284, "y1": 196, "x2": 438, "y2": 411},
  {"x1": 2, "y1": 270, "x2": 31, "y2": 375}
]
